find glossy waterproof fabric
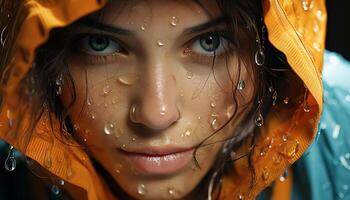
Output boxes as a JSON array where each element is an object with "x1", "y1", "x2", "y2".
[{"x1": 0, "y1": 0, "x2": 327, "y2": 199}]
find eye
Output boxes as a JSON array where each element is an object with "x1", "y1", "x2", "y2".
[
  {"x1": 79, "y1": 34, "x2": 124, "y2": 56},
  {"x1": 190, "y1": 32, "x2": 228, "y2": 55}
]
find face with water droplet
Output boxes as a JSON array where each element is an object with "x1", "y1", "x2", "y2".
[{"x1": 61, "y1": 0, "x2": 255, "y2": 199}]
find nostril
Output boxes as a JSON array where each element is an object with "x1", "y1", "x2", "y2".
[{"x1": 131, "y1": 103, "x2": 181, "y2": 130}]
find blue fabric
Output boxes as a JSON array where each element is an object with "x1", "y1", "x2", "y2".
[{"x1": 292, "y1": 51, "x2": 350, "y2": 200}]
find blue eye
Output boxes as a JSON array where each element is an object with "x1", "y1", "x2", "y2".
[
  {"x1": 79, "y1": 34, "x2": 123, "y2": 55},
  {"x1": 191, "y1": 33, "x2": 228, "y2": 55}
]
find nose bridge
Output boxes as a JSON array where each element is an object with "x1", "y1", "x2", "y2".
[{"x1": 136, "y1": 57, "x2": 180, "y2": 130}]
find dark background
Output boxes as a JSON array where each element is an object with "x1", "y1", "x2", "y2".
[{"x1": 326, "y1": 0, "x2": 350, "y2": 61}]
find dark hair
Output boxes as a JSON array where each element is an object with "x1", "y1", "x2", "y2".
[{"x1": 0, "y1": 0, "x2": 290, "y2": 199}]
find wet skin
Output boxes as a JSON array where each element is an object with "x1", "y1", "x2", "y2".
[{"x1": 61, "y1": 0, "x2": 255, "y2": 199}]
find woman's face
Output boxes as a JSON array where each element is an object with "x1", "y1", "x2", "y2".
[{"x1": 62, "y1": 0, "x2": 254, "y2": 199}]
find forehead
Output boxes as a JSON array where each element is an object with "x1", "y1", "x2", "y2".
[{"x1": 94, "y1": 0, "x2": 222, "y2": 27}]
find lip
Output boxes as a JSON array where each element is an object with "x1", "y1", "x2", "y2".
[{"x1": 120, "y1": 146, "x2": 194, "y2": 175}]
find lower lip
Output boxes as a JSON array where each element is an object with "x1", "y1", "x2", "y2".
[{"x1": 124, "y1": 149, "x2": 194, "y2": 175}]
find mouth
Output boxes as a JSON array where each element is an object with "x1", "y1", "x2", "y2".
[{"x1": 119, "y1": 146, "x2": 195, "y2": 175}]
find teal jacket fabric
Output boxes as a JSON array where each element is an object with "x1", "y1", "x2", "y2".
[{"x1": 292, "y1": 51, "x2": 350, "y2": 200}]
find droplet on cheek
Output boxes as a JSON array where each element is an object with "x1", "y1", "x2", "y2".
[
  {"x1": 186, "y1": 71, "x2": 194, "y2": 79},
  {"x1": 102, "y1": 84, "x2": 112, "y2": 96},
  {"x1": 210, "y1": 101, "x2": 216, "y2": 108},
  {"x1": 115, "y1": 163, "x2": 123, "y2": 174},
  {"x1": 140, "y1": 25, "x2": 146, "y2": 31},
  {"x1": 117, "y1": 74, "x2": 140, "y2": 86},
  {"x1": 137, "y1": 183, "x2": 146, "y2": 195},
  {"x1": 209, "y1": 113, "x2": 220, "y2": 131},
  {"x1": 168, "y1": 188, "x2": 174, "y2": 196},
  {"x1": 104, "y1": 122, "x2": 115, "y2": 135},
  {"x1": 87, "y1": 97, "x2": 94, "y2": 106}
]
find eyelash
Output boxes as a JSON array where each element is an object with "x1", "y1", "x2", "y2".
[{"x1": 73, "y1": 30, "x2": 232, "y2": 65}]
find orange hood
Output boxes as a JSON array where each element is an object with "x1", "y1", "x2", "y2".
[{"x1": 0, "y1": 0, "x2": 326, "y2": 199}]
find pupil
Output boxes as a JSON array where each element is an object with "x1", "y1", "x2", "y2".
[
  {"x1": 200, "y1": 34, "x2": 220, "y2": 52},
  {"x1": 89, "y1": 35, "x2": 109, "y2": 51}
]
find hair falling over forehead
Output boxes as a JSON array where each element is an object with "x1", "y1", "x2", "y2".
[{"x1": 0, "y1": 0, "x2": 291, "y2": 198}]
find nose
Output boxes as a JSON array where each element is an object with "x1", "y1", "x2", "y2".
[{"x1": 133, "y1": 62, "x2": 180, "y2": 130}]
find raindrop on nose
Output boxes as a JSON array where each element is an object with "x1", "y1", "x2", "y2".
[
  {"x1": 137, "y1": 183, "x2": 146, "y2": 195},
  {"x1": 169, "y1": 16, "x2": 179, "y2": 27},
  {"x1": 117, "y1": 74, "x2": 140, "y2": 86},
  {"x1": 104, "y1": 122, "x2": 115, "y2": 135}
]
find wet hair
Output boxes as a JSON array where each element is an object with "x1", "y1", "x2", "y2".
[{"x1": 0, "y1": 0, "x2": 290, "y2": 199}]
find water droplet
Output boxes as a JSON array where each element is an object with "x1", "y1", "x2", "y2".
[
  {"x1": 197, "y1": 116, "x2": 201, "y2": 120},
  {"x1": 313, "y1": 22, "x2": 320, "y2": 32},
  {"x1": 259, "y1": 146, "x2": 269, "y2": 156},
  {"x1": 55, "y1": 74, "x2": 64, "y2": 86},
  {"x1": 283, "y1": 97, "x2": 289, "y2": 104},
  {"x1": 342, "y1": 184, "x2": 349, "y2": 191},
  {"x1": 169, "y1": 16, "x2": 179, "y2": 26},
  {"x1": 87, "y1": 97, "x2": 94, "y2": 106},
  {"x1": 132, "y1": 137, "x2": 136, "y2": 142},
  {"x1": 312, "y1": 42, "x2": 321, "y2": 52},
  {"x1": 122, "y1": 144, "x2": 126, "y2": 149},
  {"x1": 278, "y1": 139, "x2": 300, "y2": 158},
  {"x1": 210, "y1": 101, "x2": 216, "y2": 108},
  {"x1": 255, "y1": 113, "x2": 264, "y2": 127},
  {"x1": 51, "y1": 185, "x2": 60, "y2": 195},
  {"x1": 238, "y1": 194, "x2": 244, "y2": 200},
  {"x1": 238, "y1": 80, "x2": 245, "y2": 90},
  {"x1": 316, "y1": 10, "x2": 324, "y2": 20},
  {"x1": 272, "y1": 91, "x2": 278, "y2": 106},
  {"x1": 340, "y1": 153, "x2": 350, "y2": 171},
  {"x1": 73, "y1": 124, "x2": 80, "y2": 131},
  {"x1": 140, "y1": 25, "x2": 146, "y2": 31},
  {"x1": 59, "y1": 180, "x2": 65, "y2": 186},
  {"x1": 90, "y1": 112, "x2": 96, "y2": 120},
  {"x1": 160, "y1": 107, "x2": 166, "y2": 116},
  {"x1": 268, "y1": 86, "x2": 274, "y2": 93},
  {"x1": 137, "y1": 183, "x2": 146, "y2": 195},
  {"x1": 157, "y1": 40, "x2": 165, "y2": 47},
  {"x1": 186, "y1": 71, "x2": 194, "y2": 79},
  {"x1": 184, "y1": 129, "x2": 191, "y2": 136},
  {"x1": 102, "y1": 84, "x2": 111, "y2": 96},
  {"x1": 332, "y1": 124, "x2": 341, "y2": 139},
  {"x1": 117, "y1": 74, "x2": 140, "y2": 86},
  {"x1": 338, "y1": 192, "x2": 345, "y2": 199},
  {"x1": 303, "y1": 101, "x2": 311, "y2": 112},
  {"x1": 115, "y1": 163, "x2": 123, "y2": 173},
  {"x1": 4, "y1": 146, "x2": 16, "y2": 172},
  {"x1": 279, "y1": 170, "x2": 288, "y2": 182},
  {"x1": 282, "y1": 134, "x2": 289, "y2": 142},
  {"x1": 301, "y1": 0, "x2": 314, "y2": 11},
  {"x1": 210, "y1": 118, "x2": 220, "y2": 130},
  {"x1": 168, "y1": 188, "x2": 174, "y2": 195},
  {"x1": 104, "y1": 122, "x2": 115, "y2": 135}
]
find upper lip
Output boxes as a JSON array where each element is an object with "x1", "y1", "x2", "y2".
[{"x1": 119, "y1": 146, "x2": 194, "y2": 156}]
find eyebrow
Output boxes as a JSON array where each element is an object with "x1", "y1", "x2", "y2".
[{"x1": 79, "y1": 16, "x2": 226, "y2": 36}]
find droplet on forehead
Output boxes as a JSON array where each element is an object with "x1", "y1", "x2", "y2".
[
  {"x1": 186, "y1": 71, "x2": 193, "y2": 79},
  {"x1": 102, "y1": 84, "x2": 112, "y2": 96},
  {"x1": 169, "y1": 16, "x2": 179, "y2": 27}
]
